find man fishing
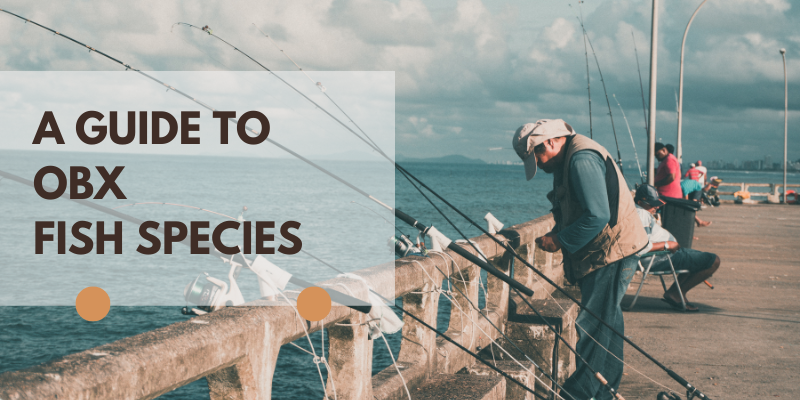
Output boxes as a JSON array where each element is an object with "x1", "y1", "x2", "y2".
[{"x1": 512, "y1": 119, "x2": 648, "y2": 400}]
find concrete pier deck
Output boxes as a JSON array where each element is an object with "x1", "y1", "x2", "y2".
[{"x1": 618, "y1": 205, "x2": 800, "y2": 399}]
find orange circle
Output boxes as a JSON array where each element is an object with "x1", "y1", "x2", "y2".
[
  {"x1": 296, "y1": 287, "x2": 332, "y2": 321},
  {"x1": 76, "y1": 287, "x2": 110, "y2": 322}
]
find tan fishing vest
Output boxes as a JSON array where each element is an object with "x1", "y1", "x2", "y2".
[{"x1": 550, "y1": 134, "x2": 648, "y2": 283}]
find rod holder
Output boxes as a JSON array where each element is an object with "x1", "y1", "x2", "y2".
[{"x1": 484, "y1": 212, "x2": 504, "y2": 234}]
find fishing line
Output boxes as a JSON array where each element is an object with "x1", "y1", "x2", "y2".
[
  {"x1": 0, "y1": 168, "x2": 372, "y2": 314},
  {"x1": 390, "y1": 164, "x2": 713, "y2": 399},
  {"x1": 173, "y1": 22, "x2": 384, "y2": 156},
  {"x1": 572, "y1": 2, "x2": 593, "y2": 139},
  {"x1": 415, "y1": 191, "x2": 677, "y2": 396},
  {"x1": 2, "y1": 18, "x2": 545, "y2": 399},
  {"x1": 574, "y1": 11, "x2": 623, "y2": 171},
  {"x1": 240, "y1": 252, "x2": 336, "y2": 400},
  {"x1": 2, "y1": 10, "x2": 712, "y2": 398},
  {"x1": 172, "y1": 27, "x2": 232, "y2": 71},
  {"x1": 0, "y1": 20, "x2": 539, "y2": 393},
  {"x1": 438, "y1": 287, "x2": 564, "y2": 399},
  {"x1": 224, "y1": 20, "x2": 709, "y2": 397},
  {"x1": 414, "y1": 257, "x2": 572, "y2": 400},
  {"x1": 113, "y1": 202, "x2": 238, "y2": 220},
  {"x1": 172, "y1": 21, "x2": 503, "y2": 256},
  {"x1": 632, "y1": 30, "x2": 649, "y2": 135},
  {"x1": 176, "y1": 19, "x2": 697, "y2": 399},
  {"x1": 396, "y1": 303, "x2": 548, "y2": 400},
  {"x1": 514, "y1": 256, "x2": 684, "y2": 396},
  {"x1": 377, "y1": 332, "x2": 412, "y2": 400},
  {"x1": 3, "y1": 9, "x2": 530, "y2": 300},
  {"x1": 406, "y1": 253, "x2": 568, "y2": 399},
  {"x1": 199, "y1": 18, "x2": 707, "y2": 399},
  {"x1": 114, "y1": 199, "x2": 541, "y2": 398},
  {"x1": 251, "y1": 24, "x2": 383, "y2": 153},
  {"x1": 349, "y1": 200, "x2": 409, "y2": 237},
  {"x1": 171, "y1": 24, "x2": 347, "y2": 139},
  {"x1": 613, "y1": 94, "x2": 645, "y2": 182}
]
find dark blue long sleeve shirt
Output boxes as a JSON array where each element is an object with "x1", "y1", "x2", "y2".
[{"x1": 555, "y1": 150, "x2": 611, "y2": 253}]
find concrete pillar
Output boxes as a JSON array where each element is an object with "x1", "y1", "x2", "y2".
[
  {"x1": 205, "y1": 309, "x2": 288, "y2": 400},
  {"x1": 324, "y1": 310, "x2": 374, "y2": 399},
  {"x1": 207, "y1": 354, "x2": 276, "y2": 400},
  {"x1": 484, "y1": 251, "x2": 514, "y2": 334},
  {"x1": 446, "y1": 263, "x2": 480, "y2": 344},
  {"x1": 398, "y1": 274, "x2": 442, "y2": 378}
]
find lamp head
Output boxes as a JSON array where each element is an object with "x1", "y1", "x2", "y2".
[{"x1": 780, "y1": 48, "x2": 786, "y2": 55}]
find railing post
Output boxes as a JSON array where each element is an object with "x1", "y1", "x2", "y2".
[
  {"x1": 206, "y1": 352, "x2": 278, "y2": 400},
  {"x1": 483, "y1": 249, "x2": 515, "y2": 334},
  {"x1": 205, "y1": 306, "x2": 291, "y2": 400},
  {"x1": 325, "y1": 310, "x2": 374, "y2": 399},
  {"x1": 439, "y1": 262, "x2": 480, "y2": 373},
  {"x1": 398, "y1": 262, "x2": 443, "y2": 378}
]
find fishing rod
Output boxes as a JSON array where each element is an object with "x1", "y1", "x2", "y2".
[
  {"x1": 119, "y1": 202, "x2": 566, "y2": 398},
  {"x1": 632, "y1": 30, "x2": 649, "y2": 135},
  {"x1": 199, "y1": 18, "x2": 711, "y2": 398},
  {"x1": 396, "y1": 302, "x2": 546, "y2": 399},
  {"x1": 1, "y1": 20, "x2": 545, "y2": 398},
  {"x1": 246, "y1": 22, "x2": 629, "y2": 397},
  {"x1": 226, "y1": 19, "x2": 712, "y2": 400},
  {"x1": 390, "y1": 164, "x2": 628, "y2": 398},
  {"x1": 574, "y1": 12, "x2": 623, "y2": 172},
  {"x1": 613, "y1": 94, "x2": 645, "y2": 182},
  {"x1": 0, "y1": 169, "x2": 373, "y2": 314},
  {"x1": 166, "y1": 21, "x2": 534, "y2": 297},
  {"x1": 387, "y1": 162, "x2": 713, "y2": 399},
  {"x1": 0, "y1": 9, "x2": 533, "y2": 300},
  {"x1": 573, "y1": 2, "x2": 593, "y2": 139},
  {"x1": 4, "y1": 11, "x2": 712, "y2": 398},
  {"x1": 172, "y1": 17, "x2": 712, "y2": 400},
  {"x1": 249, "y1": 24, "x2": 383, "y2": 154},
  {"x1": 435, "y1": 256, "x2": 625, "y2": 400},
  {"x1": 172, "y1": 22, "x2": 384, "y2": 156},
  {"x1": 179, "y1": 22, "x2": 619, "y2": 398}
]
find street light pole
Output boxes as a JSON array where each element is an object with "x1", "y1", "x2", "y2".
[
  {"x1": 677, "y1": 0, "x2": 708, "y2": 165},
  {"x1": 781, "y1": 48, "x2": 787, "y2": 203},
  {"x1": 647, "y1": 0, "x2": 659, "y2": 185}
]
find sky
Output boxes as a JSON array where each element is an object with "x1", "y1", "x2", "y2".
[{"x1": 1, "y1": 0, "x2": 798, "y2": 165}]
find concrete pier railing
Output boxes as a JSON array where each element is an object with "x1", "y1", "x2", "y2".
[{"x1": 0, "y1": 215, "x2": 575, "y2": 400}]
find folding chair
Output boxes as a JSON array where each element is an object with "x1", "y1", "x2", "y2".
[{"x1": 625, "y1": 250, "x2": 691, "y2": 311}]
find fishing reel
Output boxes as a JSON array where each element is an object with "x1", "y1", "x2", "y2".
[
  {"x1": 656, "y1": 392, "x2": 681, "y2": 400},
  {"x1": 390, "y1": 234, "x2": 427, "y2": 258},
  {"x1": 181, "y1": 257, "x2": 245, "y2": 315},
  {"x1": 181, "y1": 251, "x2": 296, "y2": 315}
]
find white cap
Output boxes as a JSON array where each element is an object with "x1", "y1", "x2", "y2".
[{"x1": 511, "y1": 119, "x2": 576, "y2": 180}]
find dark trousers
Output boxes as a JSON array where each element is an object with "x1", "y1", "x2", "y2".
[{"x1": 560, "y1": 255, "x2": 638, "y2": 400}]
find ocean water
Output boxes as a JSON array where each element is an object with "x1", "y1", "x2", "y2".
[{"x1": 2, "y1": 152, "x2": 798, "y2": 399}]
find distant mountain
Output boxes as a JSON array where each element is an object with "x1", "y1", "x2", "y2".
[{"x1": 396, "y1": 154, "x2": 486, "y2": 164}]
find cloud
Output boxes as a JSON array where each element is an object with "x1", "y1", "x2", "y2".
[
  {"x1": 408, "y1": 115, "x2": 435, "y2": 136},
  {"x1": 1, "y1": 0, "x2": 798, "y2": 163},
  {"x1": 544, "y1": 18, "x2": 576, "y2": 50}
]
